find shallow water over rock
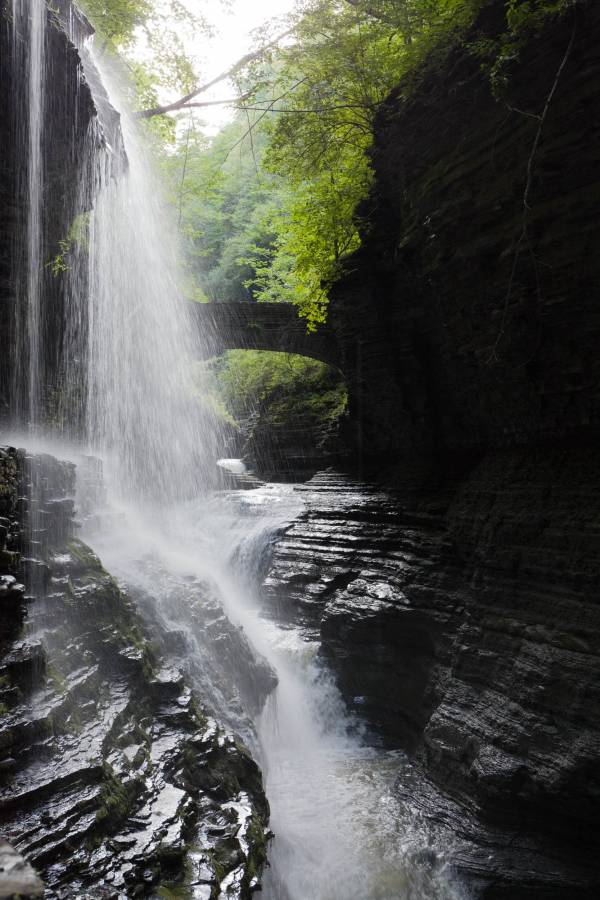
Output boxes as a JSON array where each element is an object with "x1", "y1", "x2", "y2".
[
  {"x1": 262, "y1": 468, "x2": 600, "y2": 898},
  {"x1": 86, "y1": 479, "x2": 463, "y2": 900}
]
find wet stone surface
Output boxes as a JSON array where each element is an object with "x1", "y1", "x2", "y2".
[
  {"x1": 124, "y1": 558, "x2": 277, "y2": 740},
  {"x1": 0, "y1": 448, "x2": 270, "y2": 898},
  {"x1": 262, "y1": 464, "x2": 600, "y2": 899}
]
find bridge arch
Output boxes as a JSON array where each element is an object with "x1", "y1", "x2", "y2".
[{"x1": 188, "y1": 302, "x2": 341, "y2": 371}]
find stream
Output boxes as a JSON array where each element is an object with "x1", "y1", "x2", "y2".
[
  {"x1": 4, "y1": 3, "x2": 461, "y2": 895},
  {"x1": 79, "y1": 473, "x2": 461, "y2": 900}
]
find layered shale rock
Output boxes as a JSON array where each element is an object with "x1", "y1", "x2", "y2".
[
  {"x1": 277, "y1": 6, "x2": 600, "y2": 893},
  {"x1": 262, "y1": 464, "x2": 600, "y2": 898},
  {"x1": 120, "y1": 557, "x2": 277, "y2": 740},
  {"x1": 0, "y1": 448, "x2": 270, "y2": 898},
  {"x1": 241, "y1": 411, "x2": 347, "y2": 483},
  {"x1": 328, "y1": 0, "x2": 600, "y2": 467},
  {"x1": 0, "y1": 0, "x2": 122, "y2": 426}
]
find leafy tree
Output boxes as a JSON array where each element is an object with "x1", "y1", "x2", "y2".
[
  {"x1": 80, "y1": 0, "x2": 211, "y2": 137},
  {"x1": 156, "y1": 112, "x2": 284, "y2": 304},
  {"x1": 236, "y1": 0, "x2": 481, "y2": 326},
  {"x1": 79, "y1": 0, "x2": 153, "y2": 48},
  {"x1": 214, "y1": 350, "x2": 348, "y2": 431},
  {"x1": 88, "y1": 0, "x2": 577, "y2": 326}
]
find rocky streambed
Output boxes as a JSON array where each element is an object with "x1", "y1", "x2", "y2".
[
  {"x1": 2, "y1": 447, "x2": 599, "y2": 899},
  {"x1": 261, "y1": 459, "x2": 600, "y2": 899},
  {"x1": 0, "y1": 447, "x2": 270, "y2": 898}
]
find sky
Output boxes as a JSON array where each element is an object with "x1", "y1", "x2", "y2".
[{"x1": 180, "y1": 0, "x2": 298, "y2": 133}]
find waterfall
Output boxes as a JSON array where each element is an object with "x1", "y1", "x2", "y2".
[
  {"x1": 3, "y1": 5, "x2": 463, "y2": 898},
  {"x1": 6, "y1": 2, "x2": 221, "y2": 496},
  {"x1": 85, "y1": 484, "x2": 463, "y2": 900},
  {"x1": 10, "y1": 0, "x2": 45, "y2": 427},
  {"x1": 66, "y1": 48, "x2": 222, "y2": 501}
]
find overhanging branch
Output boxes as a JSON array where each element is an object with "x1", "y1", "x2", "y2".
[{"x1": 136, "y1": 28, "x2": 293, "y2": 119}]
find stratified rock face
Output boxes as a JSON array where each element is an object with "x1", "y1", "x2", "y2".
[
  {"x1": 242, "y1": 411, "x2": 348, "y2": 483},
  {"x1": 303, "y1": 12, "x2": 600, "y2": 891},
  {"x1": 122, "y1": 556, "x2": 278, "y2": 738},
  {"x1": 329, "y1": 0, "x2": 600, "y2": 466},
  {"x1": 262, "y1": 463, "x2": 600, "y2": 897},
  {"x1": 0, "y1": 0, "x2": 115, "y2": 427},
  {"x1": 0, "y1": 448, "x2": 270, "y2": 898},
  {"x1": 0, "y1": 0, "x2": 96, "y2": 420}
]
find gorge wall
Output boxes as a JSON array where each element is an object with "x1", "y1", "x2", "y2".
[
  {"x1": 329, "y1": 0, "x2": 600, "y2": 470},
  {"x1": 262, "y1": 464, "x2": 600, "y2": 897},
  {"x1": 0, "y1": 447, "x2": 270, "y2": 897},
  {"x1": 0, "y1": 0, "x2": 108, "y2": 427},
  {"x1": 259, "y1": 2, "x2": 600, "y2": 897}
]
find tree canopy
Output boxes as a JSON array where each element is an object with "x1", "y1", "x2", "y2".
[{"x1": 82, "y1": 0, "x2": 576, "y2": 325}]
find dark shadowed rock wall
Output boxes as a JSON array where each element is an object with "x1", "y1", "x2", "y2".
[
  {"x1": 0, "y1": 0, "x2": 98, "y2": 425},
  {"x1": 261, "y1": 4, "x2": 600, "y2": 896},
  {"x1": 262, "y1": 465, "x2": 600, "y2": 897},
  {"x1": 329, "y1": 0, "x2": 600, "y2": 469}
]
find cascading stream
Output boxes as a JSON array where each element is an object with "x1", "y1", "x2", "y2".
[
  {"x1": 72, "y1": 47, "x2": 222, "y2": 501},
  {"x1": 6, "y1": 6, "x2": 462, "y2": 897},
  {"x1": 82, "y1": 483, "x2": 462, "y2": 900}
]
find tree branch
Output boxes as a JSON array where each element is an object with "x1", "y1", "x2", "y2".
[{"x1": 136, "y1": 28, "x2": 294, "y2": 119}]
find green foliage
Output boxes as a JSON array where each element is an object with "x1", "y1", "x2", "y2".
[
  {"x1": 214, "y1": 350, "x2": 348, "y2": 430},
  {"x1": 476, "y1": 0, "x2": 576, "y2": 97},
  {"x1": 79, "y1": 0, "x2": 153, "y2": 47},
  {"x1": 191, "y1": 361, "x2": 239, "y2": 431},
  {"x1": 209, "y1": 0, "x2": 573, "y2": 327},
  {"x1": 87, "y1": 0, "x2": 578, "y2": 336},
  {"x1": 155, "y1": 887, "x2": 193, "y2": 900},
  {"x1": 239, "y1": 0, "x2": 482, "y2": 325},
  {"x1": 160, "y1": 1, "x2": 487, "y2": 326},
  {"x1": 505, "y1": 0, "x2": 571, "y2": 33},
  {"x1": 157, "y1": 115, "x2": 284, "y2": 304},
  {"x1": 48, "y1": 212, "x2": 90, "y2": 277},
  {"x1": 96, "y1": 763, "x2": 135, "y2": 824},
  {"x1": 79, "y1": 0, "x2": 209, "y2": 134},
  {"x1": 246, "y1": 160, "x2": 367, "y2": 329}
]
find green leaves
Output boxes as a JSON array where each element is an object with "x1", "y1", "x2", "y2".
[
  {"x1": 245, "y1": 159, "x2": 368, "y2": 329},
  {"x1": 104, "y1": 0, "x2": 574, "y2": 330},
  {"x1": 80, "y1": 0, "x2": 153, "y2": 47},
  {"x1": 233, "y1": 0, "x2": 479, "y2": 325},
  {"x1": 214, "y1": 350, "x2": 348, "y2": 429},
  {"x1": 80, "y1": 0, "x2": 209, "y2": 124}
]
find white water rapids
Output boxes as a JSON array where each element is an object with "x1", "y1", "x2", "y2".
[
  {"x1": 75, "y1": 475, "x2": 462, "y2": 900},
  {"x1": 5, "y1": 3, "x2": 463, "y2": 897}
]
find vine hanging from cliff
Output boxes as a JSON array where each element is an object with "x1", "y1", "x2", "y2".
[{"x1": 486, "y1": 3, "x2": 578, "y2": 364}]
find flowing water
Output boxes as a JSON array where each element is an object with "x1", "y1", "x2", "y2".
[
  {"x1": 4, "y1": 5, "x2": 462, "y2": 898},
  {"x1": 10, "y1": 0, "x2": 45, "y2": 426},
  {"x1": 81, "y1": 481, "x2": 461, "y2": 900}
]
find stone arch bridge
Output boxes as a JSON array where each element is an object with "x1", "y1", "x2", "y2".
[{"x1": 188, "y1": 302, "x2": 341, "y2": 371}]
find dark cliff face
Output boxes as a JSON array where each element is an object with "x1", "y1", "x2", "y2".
[
  {"x1": 262, "y1": 464, "x2": 600, "y2": 897},
  {"x1": 0, "y1": 0, "x2": 100, "y2": 426},
  {"x1": 259, "y1": 5, "x2": 600, "y2": 896},
  {"x1": 329, "y1": 0, "x2": 600, "y2": 469}
]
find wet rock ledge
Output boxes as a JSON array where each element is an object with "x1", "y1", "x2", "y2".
[
  {"x1": 262, "y1": 456, "x2": 600, "y2": 898},
  {"x1": 0, "y1": 446, "x2": 269, "y2": 899}
]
